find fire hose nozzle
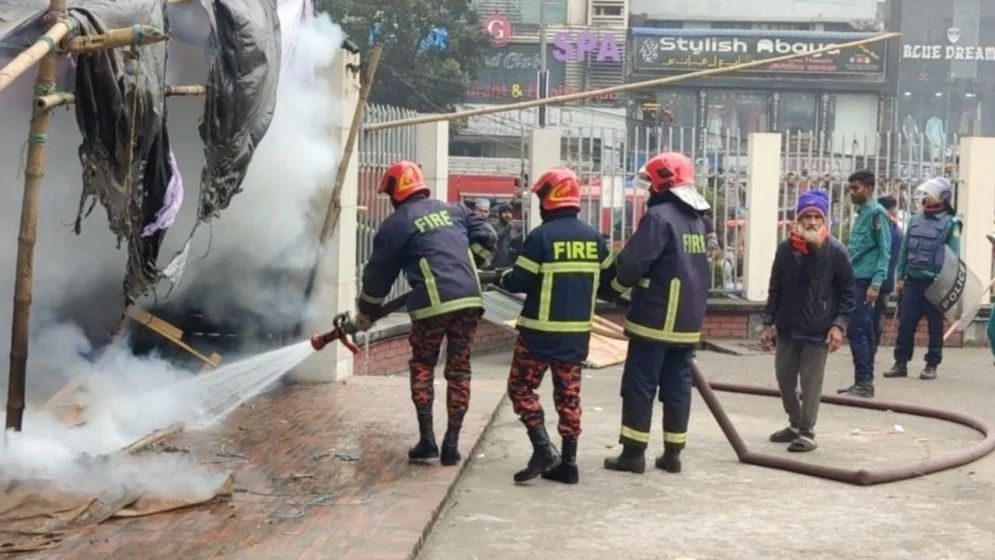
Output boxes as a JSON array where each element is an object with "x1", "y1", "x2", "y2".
[{"x1": 310, "y1": 332, "x2": 331, "y2": 351}]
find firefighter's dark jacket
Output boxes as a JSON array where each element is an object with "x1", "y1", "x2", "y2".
[
  {"x1": 498, "y1": 209, "x2": 615, "y2": 364},
  {"x1": 358, "y1": 195, "x2": 496, "y2": 321},
  {"x1": 601, "y1": 196, "x2": 710, "y2": 345}
]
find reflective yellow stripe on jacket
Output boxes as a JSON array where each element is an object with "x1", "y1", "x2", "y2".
[
  {"x1": 624, "y1": 278, "x2": 701, "y2": 344},
  {"x1": 410, "y1": 256, "x2": 483, "y2": 321},
  {"x1": 517, "y1": 260, "x2": 602, "y2": 333}
]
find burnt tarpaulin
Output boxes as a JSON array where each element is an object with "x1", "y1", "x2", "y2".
[
  {"x1": 69, "y1": 0, "x2": 172, "y2": 301},
  {"x1": 197, "y1": 0, "x2": 281, "y2": 221}
]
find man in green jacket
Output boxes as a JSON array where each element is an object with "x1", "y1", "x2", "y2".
[{"x1": 838, "y1": 170, "x2": 891, "y2": 398}]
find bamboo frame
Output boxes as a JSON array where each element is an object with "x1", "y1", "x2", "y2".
[
  {"x1": 36, "y1": 84, "x2": 208, "y2": 110},
  {"x1": 65, "y1": 25, "x2": 168, "y2": 54},
  {"x1": 0, "y1": 18, "x2": 73, "y2": 95},
  {"x1": 5, "y1": 2, "x2": 69, "y2": 431},
  {"x1": 318, "y1": 43, "x2": 384, "y2": 244},
  {"x1": 366, "y1": 32, "x2": 902, "y2": 132},
  {"x1": 2, "y1": 4, "x2": 208, "y2": 431}
]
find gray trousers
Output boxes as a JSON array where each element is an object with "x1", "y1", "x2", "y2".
[{"x1": 775, "y1": 335, "x2": 829, "y2": 435}]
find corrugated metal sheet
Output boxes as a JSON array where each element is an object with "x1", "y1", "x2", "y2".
[{"x1": 482, "y1": 290, "x2": 523, "y2": 325}]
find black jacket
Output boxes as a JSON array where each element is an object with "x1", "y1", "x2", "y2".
[
  {"x1": 359, "y1": 195, "x2": 496, "y2": 321},
  {"x1": 763, "y1": 237, "x2": 856, "y2": 343}
]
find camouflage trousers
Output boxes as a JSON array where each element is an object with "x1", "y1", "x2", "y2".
[
  {"x1": 507, "y1": 336, "x2": 583, "y2": 439},
  {"x1": 409, "y1": 308, "x2": 482, "y2": 429}
]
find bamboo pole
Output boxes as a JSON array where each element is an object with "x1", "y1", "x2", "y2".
[
  {"x1": 36, "y1": 84, "x2": 207, "y2": 110},
  {"x1": 5, "y1": 1, "x2": 69, "y2": 432},
  {"x1": 366, "y1": 32, "x2": 902, "y2": 132},
  {"x1": 318, "y1": 43, "x2": 384, "y2": 244},
  {"x1": 65, "y1": 25, "x2": 168, "y2": 54},
  {"x1": 164, "y1": 84, "x2": 207, "y2": 96},
  {"x1": 0, "y1": 18, "x2": 73, "y2": 95}
]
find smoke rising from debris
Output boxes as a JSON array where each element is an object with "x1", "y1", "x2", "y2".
[{"x1": 0, "y1": 4, "x2": 345, "y2": 491}]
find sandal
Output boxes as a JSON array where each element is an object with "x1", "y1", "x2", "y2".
[{"x1": 788, "y1": 435, "x2": 817, "y2": 453}]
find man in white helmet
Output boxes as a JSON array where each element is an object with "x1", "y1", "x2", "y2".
[{"x1": 883, "y1": 177, "x2": 961, "y2": 381}]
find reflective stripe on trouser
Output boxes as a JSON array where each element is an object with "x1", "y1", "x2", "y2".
[
  {"x1": 507, "y1": 336, "x2": 583, "y2": 439},
  {"x1": 408, "y1": 308, "x2": 481, "y2": 428},
  {"x1": 618, "y1": 338, "x2": 693, "y2": 450}
]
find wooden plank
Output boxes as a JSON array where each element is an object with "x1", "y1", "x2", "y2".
[
  {"x1": 125, "y1": 306, "x2": 222, "y2": 370},
  {"x1": 126, "y1": 306, "x2": 184, "y2": 341}
]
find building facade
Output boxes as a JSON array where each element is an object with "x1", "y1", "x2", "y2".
[
  {"x1": 452, "y1": 0, "x2": 631, "y2": 206},
  {"x1": 626, "y1": 0, "x2": 889, "y2": 140},
  {"x1": 896, "y1": 0, "x2": 995, "y2": 150}
]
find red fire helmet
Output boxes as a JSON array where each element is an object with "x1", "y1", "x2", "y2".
[
  {"x1": 378, "y1": 160, "x2": 429, "y2": 203},
  {"x1": 531, "y1": 167, "x2": 581, "y2": 211},
  {"x1": 635, "y1": 152, "x2": 710, "y2": 211}
]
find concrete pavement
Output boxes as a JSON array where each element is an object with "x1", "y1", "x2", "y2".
[{"x1": 419, "y1": 348, "x2": 995, "y2": 560}]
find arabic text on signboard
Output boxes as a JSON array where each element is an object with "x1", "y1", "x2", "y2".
[{"x1": 633, "y1": 31, "x2": 886, "y2": 76}]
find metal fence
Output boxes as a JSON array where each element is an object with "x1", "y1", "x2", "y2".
[
  {"x1": 356, "y1": 104, "x2": 419, "y2": 300},
  {"x1": 557, "y1": 124, "x2": 960, "y2": 297}
]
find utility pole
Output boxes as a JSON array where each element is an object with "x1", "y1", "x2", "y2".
[{"x1": 537, "y1": 0, "x2": 548, "y2": 127}]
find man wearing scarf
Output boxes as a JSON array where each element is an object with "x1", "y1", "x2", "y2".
[
  {"x1": 761, "y1": 191, "x2": 855, "y2": 452},
  {"x1": 883, "y1": 177, "x2": 962, "y2": 380}
]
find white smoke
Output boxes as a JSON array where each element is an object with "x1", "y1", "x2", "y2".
[{"x1": 0, "y1": 5, "x2": 346, "y2": 492}]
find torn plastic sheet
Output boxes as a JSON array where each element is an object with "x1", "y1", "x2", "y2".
[
  {"x1": 67, "y1": 0, "x2": 173, "y2": 302},
  {"x1": 197, "y1": 0, "x2": 282, "y2": 221}
]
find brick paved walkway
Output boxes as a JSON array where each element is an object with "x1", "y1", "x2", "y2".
[{"x1": 23, "y1": 359, "x2": 508, "y2": 560}]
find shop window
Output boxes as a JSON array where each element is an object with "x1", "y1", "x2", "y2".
[
  {"x1": 594, "y1": 5, "x2": 623, "y2": 17},
  {"x1": 777, "y1": 93, "x2": 817, "y2": 132},
  {"x1": 655, "y1": 90, "x2": 698, "y2": 130},
  {"x1": 705, "y1": 91, "x2": 769, "y2": 147}
]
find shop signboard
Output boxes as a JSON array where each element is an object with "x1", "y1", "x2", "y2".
[
  {"x1": 467, "y1": 43, "x2": 619, "y2": 103},
  {"x1": 632, "y1": 29, "x2": 886, "y2": 77}
]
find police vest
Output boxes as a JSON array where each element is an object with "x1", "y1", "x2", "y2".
[
  {"x1": 359, "y1": 197, "x2": 496, "y2": 321},
  {"x1": 906, "y1": 213, "x2": 953, "y2": 275},
  {"x1": 501, "y1": 213, "x2": 613, "y2": 334},
  {"x1": 611, "y1": 201, "x2": 710, "y2": 345}
]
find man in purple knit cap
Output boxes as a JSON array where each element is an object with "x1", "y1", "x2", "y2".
[{"x1": 760, "y1": 190, "x2": 855, "y2": 452}]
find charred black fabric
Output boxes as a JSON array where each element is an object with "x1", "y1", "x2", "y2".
[
  {"x1": 69, "y1": 0, "x2": 171, "y2": 302},
  {"x1": 197, "y1": 0, "x2": 281, "y2": 221}
]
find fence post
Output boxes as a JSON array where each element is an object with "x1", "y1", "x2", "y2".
[
  {"x1": 528, "y1": 127, "x2": 562, "y2": 231},
  {"x1": 957, "y1": 137, "x2": 995, "y2": 283},
  {"x1": 743, "y1": 133, "x2": 782, "y2": 302},
  {"x1": 292, "y1": 47, "x2": 362, "y2": 383},
  {"x1": 416, "y1": 119, "x2": 450, "y2": 201}
]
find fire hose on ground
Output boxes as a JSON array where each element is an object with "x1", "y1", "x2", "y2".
[{"x1": 310, "y1": 276, "x2": 995, "y2": 486}]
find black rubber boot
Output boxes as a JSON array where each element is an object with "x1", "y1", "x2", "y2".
[
  {"x1": 408, "y1": 410, "x2": 439, "y2": 461},
  {"x1": 440, "y1": 425, "x2": 461, "y2": 466},
  {"x1": 541, "y1": 438, "x2": 579, "y2": 484},
  {"x1": 513, "y1": 425, "x2": 561, "y2": 482},
  {"x1": 883, "y1": 362, "x2": 908, "y2": 378},
  {"x1": 655, "y1": 444, "x2": 683, "y2": 474},
  {"x1": 603, "y1": 445, "x2": 645, "y2": 474}
]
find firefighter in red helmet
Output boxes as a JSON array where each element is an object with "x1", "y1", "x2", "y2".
[
  {"x1": 357, "y1": 160, "x2": 496, "y2": 466},
  {"x1": 496, "y1": 167, "x2": 616, "y2": 484},
  {"x1": 600, "y1": 152, "x2": 711, "y2": 475}
]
